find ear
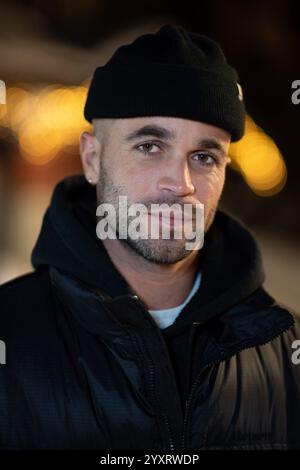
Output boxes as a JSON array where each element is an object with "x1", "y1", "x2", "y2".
[{"x1": 79, "y1": 131, "x2": 101, "y2": 185}]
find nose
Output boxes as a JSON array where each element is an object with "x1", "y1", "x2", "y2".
[{"x1": 157, "y1": 160, "x2": 195, "y2": 196}]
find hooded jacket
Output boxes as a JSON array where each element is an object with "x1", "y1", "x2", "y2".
[{"x1": 0, "y1": 174, "x2": 300, "y2": 450}]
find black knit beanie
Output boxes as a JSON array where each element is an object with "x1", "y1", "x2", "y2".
[{"x1": 84, "y1": 24, "x2": 245, "y2": 141}]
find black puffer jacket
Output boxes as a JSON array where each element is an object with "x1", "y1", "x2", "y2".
[{"x1": 0, "y1": 174, "x2": 300, "y2": 450}]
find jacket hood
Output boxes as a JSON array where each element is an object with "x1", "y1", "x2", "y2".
[{"x1": 31, "y1": 174, "x2": 266, "y2": 335}]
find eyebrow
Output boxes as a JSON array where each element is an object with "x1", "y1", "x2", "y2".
[
  {"x1": 198, "y1": 138, "x2": 227, "y2": 157},
  {"x1": 124, "y1": 124, "x2": 227, "y2": 157},
  {"x1": 125, "y1": 125, "x2": 175, "y2": 142}
]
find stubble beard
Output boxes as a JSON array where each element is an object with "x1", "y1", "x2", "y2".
[{"x1": 96, "y1": 161, "x2": 217, "y2": 265}]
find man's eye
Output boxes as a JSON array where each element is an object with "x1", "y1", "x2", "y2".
[
  {"x1": 192, "y1": 152, "x2": 216, "y2": 166},
  {"x1": 136, "y1": 143, "x2": 160, "y2": 154}
]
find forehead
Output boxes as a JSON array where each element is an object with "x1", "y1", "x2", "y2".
[{"x1": 113, "y1": 116, "x2": 231, "y2": 142}]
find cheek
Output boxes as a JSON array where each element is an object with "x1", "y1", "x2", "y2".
[
  {"x1": 118, "y1": 169, "x2": 148, "y2": 193},
  {"x1": 112, "y1": 164, "x2": 150, "y2": 201},
  {"x1": 115, "y1": 157, "x2": 157, "y2": 190},
  {"x1": 194, "y1": 170, "x2": 226, "y2": 204}
]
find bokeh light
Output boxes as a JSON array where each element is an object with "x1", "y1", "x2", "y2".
[
  {"x1": 0, "y1": 84, "x2": 287, "y2": 195},
  {"x1": 229, "y1": 115, "x2": 287, "y2": 196},
  {"x1": 0, "y1": 83, "x2": 91, "y2": 165}
]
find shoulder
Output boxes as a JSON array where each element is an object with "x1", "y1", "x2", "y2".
[
  {"x1": 0, "y1": 266, "x2": 50, "y2": 301},
  {"x1": 257, "y1": 297, "x2": 300, "y2": 382},
  {"x1": 224, "y1": 286, "x2": 300, "y2": 359},
  {"x1": 244, "y1": 287, "x2": 300, "y2": 334},
  {"x1": 0, "y1": 267, "x2": 55, "y2": 335},
  {"x1": 278, "y1": 306, "x2": 300, "y2": 346},
  {"x1": 0, "y1": 267, "x2": 68, "y2": 380}
]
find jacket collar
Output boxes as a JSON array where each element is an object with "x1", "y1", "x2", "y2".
[{"x1": 49, "y1": 264, "x2": 294, "y2": 357}]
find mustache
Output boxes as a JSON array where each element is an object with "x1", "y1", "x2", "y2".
[{"x1": 139, "y1": 198, "x2": 200, "y2": 210}]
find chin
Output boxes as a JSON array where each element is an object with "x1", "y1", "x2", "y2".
[{"x1": 126, "y1": 238, "x2": 196, "y2": 264}]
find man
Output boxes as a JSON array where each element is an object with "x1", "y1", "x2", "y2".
[{"x1": 0, "y1": 24, "x2": 300, "y2": 451}]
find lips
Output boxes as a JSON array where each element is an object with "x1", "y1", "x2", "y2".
[
  {"x1": 149, "y1": 210, "x2": 193, "y2": 221},
  {"x1": 148, "y1": 211, "x2": 194, "y2": 229}
]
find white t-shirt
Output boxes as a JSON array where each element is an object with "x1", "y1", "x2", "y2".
[{"x1": 148, "y1": 272, "x2": 202, "y2": 329}]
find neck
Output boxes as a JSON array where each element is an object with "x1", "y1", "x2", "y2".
[{"x1": 101, "y1": 238, "x2": 200, "y2": 310}]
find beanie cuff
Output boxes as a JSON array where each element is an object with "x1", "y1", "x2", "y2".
[{"x1": 84, "y1": 64, "x2": 245, "y2": 141}]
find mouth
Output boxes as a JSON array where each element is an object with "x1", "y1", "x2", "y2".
[{"x1": 147, "y1": 210, "x2": 194, "y2": 229}]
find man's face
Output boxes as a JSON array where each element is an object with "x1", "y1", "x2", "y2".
[{"x1": 81, "y1": 116, "x2": 231, "y2": 264}]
